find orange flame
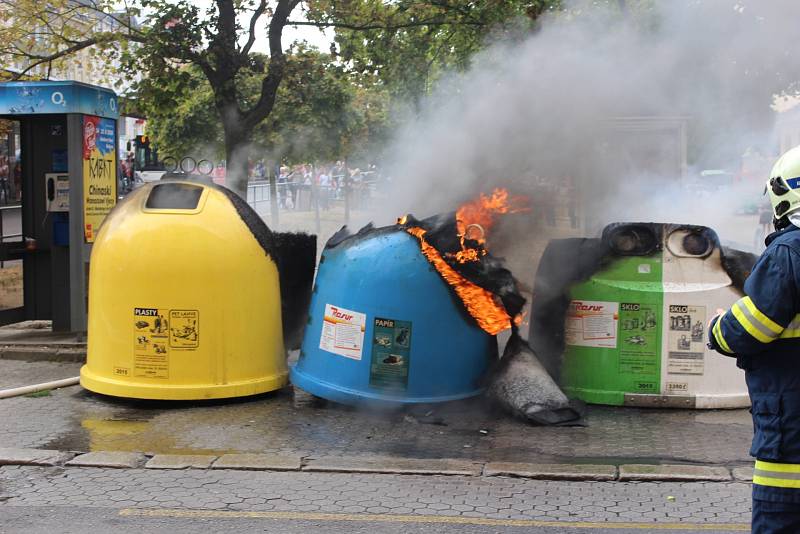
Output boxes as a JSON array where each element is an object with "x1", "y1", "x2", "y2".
[
  {"x1": 453, "y1": 188, "x2": 529, "y2": 263},
  {"x1": 407, "y1": 226, "x2": 511, "y2": 335}
]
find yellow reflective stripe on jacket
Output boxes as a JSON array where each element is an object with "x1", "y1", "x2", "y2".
[
  {"x1": 754, "y1": 460, "x2": 800, "y2": 489},
  {"x1": 756, "y1": 460, "x2": 800, "y2": 473},
  {"x1": 780, "y1": 315, "x2": 800, "y2": 339},
  {"x1": 731, "y1": 297, "x2": 782, "y2": 344},
  {"x1": 742, "y1": 297, "x2": 783, "y2": 334},
  {"x1": 713, "y1": 315, "x2": 732, "y2": 353}
]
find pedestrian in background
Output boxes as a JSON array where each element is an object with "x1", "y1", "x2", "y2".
[
  {"x1": 303, "y1": 165, "x2": 314, "y2": 211},
  {"x1": 13, "y1": 161, "x2": 21, "y2": 202},
  {"x1": 286, "y1": 166, "x2": 298, "y2": 210},
  {"x1": 277, "y1": 166, "x2": 288, "y2": 208},
  {"x1": 253, "y1": 160, "x2": 266, "y2": 181},
  {"x1": 318, "y1": 166, "x2": 331, "y2": 211},
  {"x1": 0, "y1": 156, "x2": 10, "y2": 204},
  {"x1": 708, "y1": 145, "x2": 800, "y2": 533}
]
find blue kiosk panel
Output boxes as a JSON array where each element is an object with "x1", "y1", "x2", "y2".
[{"x1": 0, "y1": 81, "x2": 118, "y2": 119}]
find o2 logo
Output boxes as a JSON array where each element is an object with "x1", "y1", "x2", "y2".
[{"x1": 51, "y1": 91, "x2": 66, "y2": 107}]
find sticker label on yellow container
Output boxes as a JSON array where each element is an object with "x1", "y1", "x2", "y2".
[
  {"x1": 170, "y1": 310, "x2": 199, "y2": 349},
  {"x1": 133, "y1": 307, "x2": 200, "y2": 378},
  {"x1": 134, "y1": 308, "x2": 170, "y2": 378}
]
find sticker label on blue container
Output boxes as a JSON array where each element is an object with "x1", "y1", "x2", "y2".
[
  {"x1": 369, "y1": 317, "x2": 412, "y2": 391},
  {"x1": 320, "y1": 303, "x2": 366, "y2": 360}
]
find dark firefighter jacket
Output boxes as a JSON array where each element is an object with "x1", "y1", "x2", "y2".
[{"x1": 708, "y1": 224, "x2": 800, "y2": 503}]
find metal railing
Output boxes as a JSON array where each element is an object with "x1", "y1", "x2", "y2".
[
  {"x1": 246, "y1": 174, "x2": 381, "y2": 232},
  {"x1": 248, "y1": 175, "x2": 377, "y2": 203},
  {"x1": 247, "y1": 177, "x2": 379, "y2": 210}
]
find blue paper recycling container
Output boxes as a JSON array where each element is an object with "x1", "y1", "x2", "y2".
[{"x1": 290, "y1": 229, "x2": 494, "y2": 405}]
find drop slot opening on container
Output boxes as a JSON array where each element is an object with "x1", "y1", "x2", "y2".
[{"x1": 145, "y1": 183, "x2": 203, "y2": 210}]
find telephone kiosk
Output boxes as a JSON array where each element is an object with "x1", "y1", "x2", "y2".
[{"x1": 0, "y1": 81, "x2": 118, "y2": 332}]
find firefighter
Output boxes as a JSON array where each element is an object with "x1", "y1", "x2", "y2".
[{"x1": 708, "y1": 145, "x2": 800, "y2": 533}]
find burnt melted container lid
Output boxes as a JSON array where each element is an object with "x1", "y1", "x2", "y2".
[
  {"x1": 665, "y1": 224, "x2": 718, "y2": 259},
  {"x1": 602, "y1": 222, "x2": 720, "y2": 258},
  {"x1": 602, "y1": 223, "x2": 663, "y2": 256}
]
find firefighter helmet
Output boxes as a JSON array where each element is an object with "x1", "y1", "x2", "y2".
[{"x1": 767, "y1": 145, "x2": 800, "y2": 226}]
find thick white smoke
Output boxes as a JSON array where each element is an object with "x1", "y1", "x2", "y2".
[{"x1": 376, "y1": 0, "x2": 800, "y2": 254}]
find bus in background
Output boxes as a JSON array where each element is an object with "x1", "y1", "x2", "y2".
[{"x1": 132, "y1": 135, "x2": 165, "y2": 183}]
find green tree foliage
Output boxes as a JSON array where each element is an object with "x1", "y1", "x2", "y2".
[
  {"x1": 137, "y1": 70, "x2": 221, "y2": 161},
  {"x1": 254, "y1": 46, "x2": 362, "y2": 163},
  {"x1": 142, "y1": 46, "x2": 388, "y2": 165},
  {"x1": 305, "y1": 0, "x2": 563, "y2": 104}
]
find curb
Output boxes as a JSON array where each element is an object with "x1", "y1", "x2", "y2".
[
  {"x1": 0, "y1": 346, "x2": 86, "y2": 362},
  {"x1": 0, "y1": 448, "x2": 753, "y2": 483}
]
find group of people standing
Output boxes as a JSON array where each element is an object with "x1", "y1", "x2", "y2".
[{"x1": 251, "y1": 161, "x2": 376, "y2": 211}]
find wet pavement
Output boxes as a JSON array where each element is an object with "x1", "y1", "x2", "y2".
[
  {"x1": 0, "y1": 359, "x2": 754, "y2": 466},
  {"x1": 0, "y1": 359, "x2": 82, "y2": 389}
]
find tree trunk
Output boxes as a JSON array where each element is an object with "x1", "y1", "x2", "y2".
[{"x1": 223, "y1": 124, "x2": 250, "y2": 198}]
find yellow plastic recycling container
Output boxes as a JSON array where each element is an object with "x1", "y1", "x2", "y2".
[{"x1": 80, "y1": 179, "x2": 288, "y2": 400}]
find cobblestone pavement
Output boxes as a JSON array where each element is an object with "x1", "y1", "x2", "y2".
[
  {"x1": 0, "y1": 465, "x2": 751, "y2": 526},
  {"x1": 0, "y1": 360, "x2": 753, "y2": 465}
]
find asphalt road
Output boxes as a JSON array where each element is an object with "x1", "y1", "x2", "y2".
[
  {"x1": 0, "y1": 506, "x2": 747, "y2": 533},
  {"x1": 0, "y1": 466, "x2": 750, "y2": 533}
]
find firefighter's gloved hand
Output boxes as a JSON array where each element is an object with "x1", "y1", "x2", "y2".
[
  {"x1": 707, "y1": 312, "x2": 735, "y2": 357},
  {"x1": 707, "y1": 308, "x2": 726, "y2": 330}
]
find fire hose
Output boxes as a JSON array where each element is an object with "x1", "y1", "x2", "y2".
[{"x1": 0, "y1": 377, "x2": 80, "y2": 399}]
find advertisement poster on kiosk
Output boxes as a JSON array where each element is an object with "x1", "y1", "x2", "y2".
[{"x1": 82, "y1": 115, "x2": 117, "y2": 242}]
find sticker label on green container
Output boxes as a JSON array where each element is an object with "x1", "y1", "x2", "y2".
[
  {"x1": 667, "y1": 304, "x2": 707, "y2": 375},
  {"x1": 618, "y1": 302, "x2": 659, "y2": 392},
  {"x1": 369, "y1": 317, "x2": 412, "y2": 391},
  {"x1": 565, "y1": 300, "x2": 619, "y2": 348}
]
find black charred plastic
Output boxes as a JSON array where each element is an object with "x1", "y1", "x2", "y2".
[{"x1": 273, "y1": 232, "x2": 317, "y2": 350}]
